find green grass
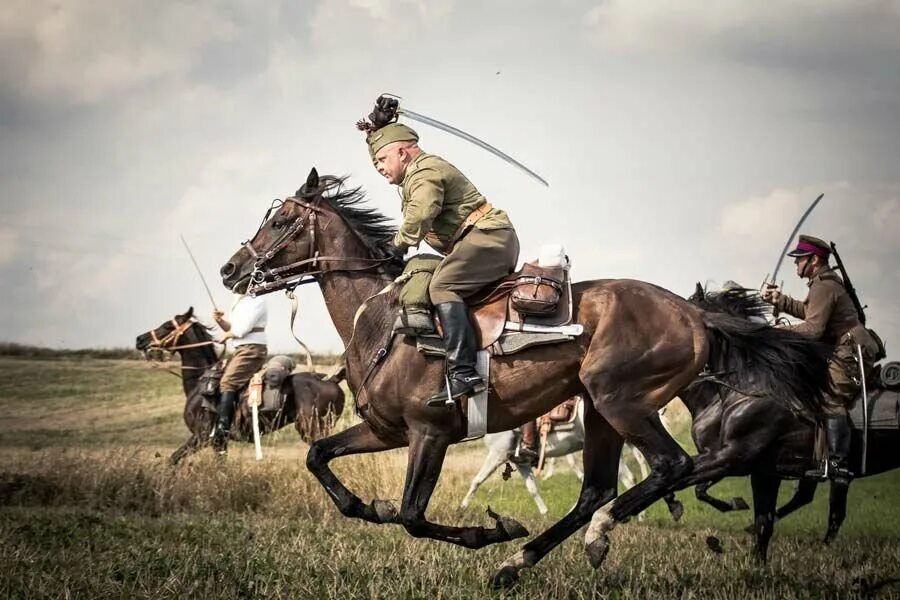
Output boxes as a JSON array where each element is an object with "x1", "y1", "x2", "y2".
[{"x1": 0, "y1": 356, "x2": 899, "y2": 598}]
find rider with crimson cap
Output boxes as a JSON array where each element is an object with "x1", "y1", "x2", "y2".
[{"x1": 762, "y1": 234, "x2": 880, "y2": 482}]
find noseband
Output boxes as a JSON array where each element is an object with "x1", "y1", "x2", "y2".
[{"x1": 243, "y1": 194, "x2": 392, "y2": 296}]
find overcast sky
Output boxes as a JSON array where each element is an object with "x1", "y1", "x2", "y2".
[{"x1": 1, "y1": 0, "x2": 898, "y2": 357}]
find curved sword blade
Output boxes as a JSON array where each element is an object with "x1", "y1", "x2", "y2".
[
  {"x1": 398, "y1": 107, "x2": 549, "y2": 187},
  {"x1": 771, "y1": 193, "x2": 824, "y2": 282}
]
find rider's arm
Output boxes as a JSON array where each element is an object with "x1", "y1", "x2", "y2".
[
  {"x1": 393, "y1": 167, "x2": 445, "y2": 248},
  {"x1": 774, "y1": 294, "x2": 806, "y2": 319},
  {"x1": 784, "y1": 283, "x2": 835, "y2": 338}
]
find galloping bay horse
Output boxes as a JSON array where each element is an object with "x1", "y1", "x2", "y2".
[
  {"x1": 135, "y1": 307, "x2": 345, "y2": 464},
  {"x1": 220, "y1": 170, "x2": 829, "y2": 587}
]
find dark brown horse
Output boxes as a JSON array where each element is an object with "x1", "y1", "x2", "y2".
[
  {"x1": 220, "y1": 170, "x2": 829, "y2": 586},
  {"x1": 135, "y1": 307, "x2": 346, "y2": 464},
  {"x1": 683, "y1": 285, "x2": 900, "y2": 559}
]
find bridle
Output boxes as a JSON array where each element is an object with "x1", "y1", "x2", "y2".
[
  {"x1": 142, "y1": 317, "x2": 221, "y2": 375},
  {"x1": 242, "y1": 193, "x2": 394, "y2": 296}
]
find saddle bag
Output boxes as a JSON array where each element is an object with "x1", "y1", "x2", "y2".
[
  {"x1": 198, "y1": 363, "x2": 224, "y2": 397},
  {"x1": 262, "y1": 356, "x2": 296, "y2": 411},
  {"x1": 511, "y1": 262, "x2": 564, "y2": 316}
]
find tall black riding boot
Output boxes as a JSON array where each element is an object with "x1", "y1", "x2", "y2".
[
  {"x1": 211, "y1": 390, "x2": 238, "y2": 454},
  {"x1": 825, "y1": 414, "x2": 853, "y2": 483},
  {"x1": 426, "y1": 302, "x2": 485, "y2": 408},
  {"x1": 805, "y1": 414, "x2": 853, "y2": 483}
]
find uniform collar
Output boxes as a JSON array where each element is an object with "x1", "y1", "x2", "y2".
[
  {"x1": 399, "y1": 152, "x2": 429, "y2": 186},
  {"x1": 807, "y1": 265, "x2": 836, "y2": 287}
]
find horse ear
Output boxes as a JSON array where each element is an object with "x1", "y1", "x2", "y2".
[
  {"x1": 306, "y1": 167, "x2": 319, "y2": 191},
  {"x1": 185, "y1": 306, "x2": 194, "y2": 319},
  {"x1": 694, "y1": 282, "x2": 704, "y2": 297}
]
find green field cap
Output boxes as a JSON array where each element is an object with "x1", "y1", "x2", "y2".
[{"x1": 367, "y1": 123, "x2": 419, "y2": 157}]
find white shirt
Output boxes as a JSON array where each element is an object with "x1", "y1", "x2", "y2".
[{"x1": 228, "y1": 294, "x2": 268, "y2": 347}]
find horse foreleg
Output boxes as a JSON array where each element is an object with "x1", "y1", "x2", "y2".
[
  {"x1": 492, "y1": 402, "x2": 623, "y2": 589},
  {"x1": 565, "y1": 453, "x2": 584, "y2": 481},
  {"x1": 460, "y1": 444, "x2": 508, "y2": 510},
  {"x1": 169, "y1": 434, "x2": 205, "y2": 465},
  {"x1": 306, "y1": 422, "x2": 404, "y2": 525},
  {"x1": 749, "y1": 473, "x2": 781, "y2": 562},
  {"x1": 398, "y1": 430, "x2": 528, "y2": 548},
  {"x1": 540, "y1": 457, "x2": 556, "y2": 480},
  {"x1": 775, "y1": 478, "x2": 817, "y2": 521},
  {"x1": 515, "y1": 463, "x2": 549, "y2": 515},
  {"x1": 695, "y1": 480, "x2": 750, "y2": 512},
  {"x1": 825, "y1": 481, "x2": 849, "y2": 545}
]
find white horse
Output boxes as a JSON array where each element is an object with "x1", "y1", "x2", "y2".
[{"x1": 461, "y1": 400, "x2": 683, "y2": 519}]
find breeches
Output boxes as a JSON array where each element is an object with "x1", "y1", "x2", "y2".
[
  {"x1": 823, "y1": 344, "x2": 871, "y2": 416},
  {"x1": 429, "y1": 227, "x2": 520, "y2": 304},
  {"x1": 220, "y1": 344, "x2": 267, "y2": 392}
]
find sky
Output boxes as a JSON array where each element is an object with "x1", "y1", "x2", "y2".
[{"x1": 1, "y1": 0, "x2": 898, "y2": 356}]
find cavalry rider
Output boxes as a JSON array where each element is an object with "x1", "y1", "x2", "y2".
[
  {"x1": 361, "y1": 104, "x2": 520, "y2": 408},
  {"x1": 762, "y1": 234, "x2": 879, "y2": 482},
  {"x1": 210, "y1": 286, "x2": 268, "y2": 452}
]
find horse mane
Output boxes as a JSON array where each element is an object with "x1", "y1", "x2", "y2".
[
  {"x1": 690, "y1": 285, "x2": 772, "y2": 320},
  {"x1": 187, "y1": 321, "x2": 219, "y2": 364},
  {"x1": 690, "y1": 285, "x2": 830, "y2": 419},
  {"x1": 299, "y1": 175, "x2": 403, "y2": 276}
]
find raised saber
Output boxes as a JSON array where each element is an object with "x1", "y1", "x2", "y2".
[
  {"x1": 179, "y1": 234, "x2": 218, "y2": 311},
  {"x1": 397, "y1": 107, "x2": 549, "y2": 188},
  {"x1": 770, "y1": 193, "x2": 824, "y2": 283}
]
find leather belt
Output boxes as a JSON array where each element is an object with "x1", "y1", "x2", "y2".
[{"x1": 450, "y1": 202, "x2": 493, "y2": 245}]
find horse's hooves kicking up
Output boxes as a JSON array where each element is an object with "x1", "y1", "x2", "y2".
[
  {"x1": 731, "y1": 497, "x2": 750, "y2": 510},
  {"x1": 372, "y1": 499, "x2": 398, "y2": 523},
  {"x1": 487, "y1": 506, "x2": 529, "y2": 540},
  {"x1": 705, "y1": 535, "x2": 724, "y2": 554},
  {"x1": 585, "y1": 534, "x2": 611, "y2": 569},
  {"x1": 669, "y1": 499, "x2": 685, "y2": 521},
  {"x1": 490, "y1": 566, "x2": 520, "y2": 590}
]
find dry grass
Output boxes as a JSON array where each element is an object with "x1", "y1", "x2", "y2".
[{"x1": 1, "y1": 356, "x2": 899, "y2": 598}]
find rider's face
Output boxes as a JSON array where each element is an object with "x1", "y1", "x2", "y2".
[
  {"x1": 374, "y1": 143, "x2": 408, "y2": 185},
  {"x1": 794, "y1": 255, "x2": 815, "y2": 278}
]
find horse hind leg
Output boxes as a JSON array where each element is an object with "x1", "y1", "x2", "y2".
[
  {"x1": 749, "y1": 473, "x2": 781, "y2": 562},
  {"x1": 825, "y1": 481, "x2": 849, "y2": 545},
  {"x1": 565, "y1": 453, "x2": 584, "y2": 481},
  {"x1": 775, "y1": 478, "x2": 817, "y2": 521},
  {"x1": 515, "y1": 463, "x2": 549, "y2": 515},
  {"x1": 491, "y1": 401, "x2": 623, "y2": 589},
  {"x1": 696, "y1": 480, "x2": 750, "y2": 512},
  {"x1": 460, "y1": 442, "x2": 509, "y2": 510},
  {"x1": 169, "y1": 434, "x2": 204, "y2": 465}
]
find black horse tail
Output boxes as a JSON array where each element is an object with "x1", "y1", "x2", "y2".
[{"x1": 702, "y1": 311, "x2": 831, "y2": 419}]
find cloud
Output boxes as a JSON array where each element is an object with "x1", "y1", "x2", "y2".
[
  {"x1": 583, "y1": 1, "x2": 900, "y2": 67},
  {"x1": 0, "y1": 226, "x2": 16, "y2": 264},
  {"x1": 0, "y1": 1, "x2": 272, "y2": 106}
]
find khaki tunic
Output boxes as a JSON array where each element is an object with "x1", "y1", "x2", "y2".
[
  {"x1": 775, "y1": 267, "x2": 877, "y2": 413},
  {"x1": 395, "y1": 152, "x2": 512, "y2": 253},
  {"x1": 395, "y1": 152, "x2": 519, "y2": 304}
]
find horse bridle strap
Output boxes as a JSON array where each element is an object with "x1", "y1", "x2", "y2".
[{"x1": 245, "y1": 195, "x2": 393, "y2": 295}]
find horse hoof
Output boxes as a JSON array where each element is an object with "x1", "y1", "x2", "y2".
[
  {"x1": 372, "y1": 499, "x2": 398, "y2": 523},
  {"x1": 706, "y1": 535, "x2": 724, "y2": 554},
  {"x1": 585, "y1": 534, "x2": 610, "y2": 569},
  {"x1": 487, "y1": 506, "x2": 529, "y2": 540},
  {"x1": 669, "y1": 501, "x2": 684, "y2": 522},
  {"x1": 489, "y1": 566, "x2": 519, "y2": 589},
  {"x1": 731, "y1": 497, "x2": 750, "y2": 511}
]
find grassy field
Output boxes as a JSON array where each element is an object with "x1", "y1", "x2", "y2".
[{"x1": 1, "y1": 356, "x2": 899, "y2": 599}]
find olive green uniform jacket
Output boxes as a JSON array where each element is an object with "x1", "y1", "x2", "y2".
[
  {"x1": 395, "y1": 152, "x2": 519, "y2": 304},
  {"x1": 775, "y1": 267, "x2": 878, "y2": 412}
]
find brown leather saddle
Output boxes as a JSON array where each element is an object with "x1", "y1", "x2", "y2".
[{"x1": 435, "y1": 261, "x2": 574, "y2": 349}]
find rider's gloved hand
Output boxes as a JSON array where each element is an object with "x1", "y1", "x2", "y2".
[
  {"x1": 369, "y1": 95, "x2": 399, "y2": 129},
  {"x1": 761, "y1": 282, "x2": 781, "y2": 304},
  {"x1": 387, "y1": 241, "x2": 408, "y2": 262}
]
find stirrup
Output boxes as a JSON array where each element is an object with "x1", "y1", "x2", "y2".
[{"x1": 425, "y1": 375, "x2": 458, "y2": 409}]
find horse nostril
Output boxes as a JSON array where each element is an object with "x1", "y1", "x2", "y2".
[{"x1": 221, "y1": 262, "x2": 236, "y2": 278}]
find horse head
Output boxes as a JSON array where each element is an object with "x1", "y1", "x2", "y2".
[{"x1": 220, "y1": 168, "x2": 401, "y2": 297}]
